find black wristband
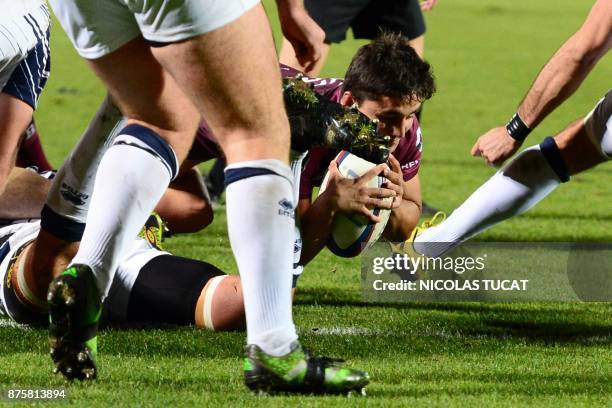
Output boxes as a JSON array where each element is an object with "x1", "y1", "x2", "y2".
[{"x1": 505, "y1": 112, "x2": 532, "y2": 142}]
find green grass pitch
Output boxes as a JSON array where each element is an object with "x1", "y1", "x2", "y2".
[{"x1": 1, "y1": 0, "x2": 611, "y2": 406}]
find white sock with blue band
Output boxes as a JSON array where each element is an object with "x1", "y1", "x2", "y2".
[
  {"x1": 71, "y1": 124, "x2": 178, "y2": 297},
  {"x1": 225, "y1": 159, "x2": 298, "y2": 356}
]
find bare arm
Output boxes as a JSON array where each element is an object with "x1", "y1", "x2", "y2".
[
  {"x1": 275, "y1": 0, "x2": 326, "y2": 72},
  {"x1": 518, "y1": 0, "x2": 612, "y2": 128},
  {"x1": 383, "y1": 174, "x2": 422, "y2": 242},
  {"x1": 472, "y1": 0, "x2": 612, "y2": 166}
]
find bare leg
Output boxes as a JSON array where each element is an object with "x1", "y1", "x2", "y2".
[{"x1": 149, "y1": 4, "x2": 296, "y2": 354}]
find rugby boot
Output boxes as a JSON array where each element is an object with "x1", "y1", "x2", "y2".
[
  {"x1": 244, "y1": 341, "x2": 369, "y2": 395},
  {"x1": 138, "y1": 212, "x2": 170, "y2": 250},
  {"x1": 283, "y1": 76, "x2": 390, "y2": 163},
  {"x1": 389, "y1": 211, "x2": 447, "y2": 279},
  {"x1": 48, "y1": 264, "x2": 101, "y2": 380}
]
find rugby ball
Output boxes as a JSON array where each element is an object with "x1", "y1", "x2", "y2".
[{"x1": 318, "y1": 151, "x2": 392, "y2": 257}]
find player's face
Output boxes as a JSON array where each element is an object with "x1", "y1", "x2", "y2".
[{"x1": 356, "y1": 96, "x2": 421, "y2": 152}]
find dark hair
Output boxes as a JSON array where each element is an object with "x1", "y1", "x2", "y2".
[{"x1": 342, "y1": 32, "x2": 436, "y2": 104}]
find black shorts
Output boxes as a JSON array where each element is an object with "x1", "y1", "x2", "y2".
[{"x1": 305, "y1": 0, "x2": 426, "y2": 44}]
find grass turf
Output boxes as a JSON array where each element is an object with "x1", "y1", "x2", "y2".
[{"x1": 1, "y1": 0, "x2": 611, "y2": 406}]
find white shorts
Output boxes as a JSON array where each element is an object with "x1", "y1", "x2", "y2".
[
  {"x1": 584, "y1": 90, "x2": 612, "y2": 158},
  {"x1": 0, "y1": 2, "x2": 50, "y2": 107},
  {"x1": 49, "y1": 0, "x2": 261, "y2": 59}
]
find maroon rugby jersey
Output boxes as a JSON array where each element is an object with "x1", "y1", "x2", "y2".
[
  {"x1": 296, "y1": 74, "x2": 423, "y2": 199},
  {"x1": 186, "y1": 64, "x2": 423, "y2": 198}
]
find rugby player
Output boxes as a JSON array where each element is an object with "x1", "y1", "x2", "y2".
[
  {"x1": 0, "y1": 168, "x2": 245, "y2": 332},
  {"x1": 0, "y1": 1, "x2": 51, "y2": 195},
  {"x1": 155, "y1": 34, "x2": 436, "y2": 248},
  {"x1": 44, "y1": 0, "x2": 371, "y2": 391},
  {"x1": 411, "y1": 0, "x2": 611, "y2": 257},
  {"x1": 296, "y1": 33, "x2": 435, "y2": 265}
]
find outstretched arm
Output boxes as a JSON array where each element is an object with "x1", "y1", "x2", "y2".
[{"x1": 472, "y1": 0, "x2": 612, "y2": 166}]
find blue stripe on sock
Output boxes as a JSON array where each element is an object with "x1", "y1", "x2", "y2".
[
  {"x1": 224, "y1": 167, "x2": 279, "y2": 186},
  {"x1": 40, "y1": 205, "x2": 85, "y2": 242},
  {"x1": 539, "y1": 137, "x2": 570, "y2": 183},
  {"x1": 118, "y1": 124, "x2": 178, "y2": 179}
]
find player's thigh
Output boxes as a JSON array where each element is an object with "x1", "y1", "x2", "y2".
[
  {"x1": 87, "y1": 37, "x2": 200, "y2": 161},
  {"x1": 0, "y1": 94, "x2": 33, "y2": 191},
  {"x1": 150, "y1": 4, "x2": 289, "y2": 164}
]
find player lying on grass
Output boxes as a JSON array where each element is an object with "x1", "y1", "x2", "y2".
[
  {"x1": 295, "y1": 33, "x2": 435, "y2": 265},
  {"x1": 155, "y1": 33, "x2": 436, "y2": 256},
  {"x1": 0, "y1": 172, "x2": 245, "y2": 332},
  {"x1": 409, "y1": 0, "x2": 611, "y2": 257},
  {"x1": 31, "y1": 61, "x2": 385, "y2": 386}
]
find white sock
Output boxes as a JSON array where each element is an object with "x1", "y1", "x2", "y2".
[
  {"x1": 415, "y1": 145, "x2": 562, "y2": 257},
  {"x1": 225, "y1": 159, "x2": 297, "y2": 356},
  {"x1": 46, "y1": 95, "x2": 125, "y2": 223},
  {"x1": 72, "y1": 126, "x2": 177, "y2": 296}
]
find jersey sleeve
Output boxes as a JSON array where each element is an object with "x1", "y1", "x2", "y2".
[{"x1": 394, "y1": 119, "x2": 423, "y2": 182}]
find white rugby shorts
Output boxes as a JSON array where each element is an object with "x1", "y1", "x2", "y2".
[
  {"x1": 0, "y1": 2, "x2": 50, "y2": 107},
  {"x1": 49, "y1": 0, "x2": 261, "y2": 59},
  {"x1": 584, "y1": 90, "x2": 612, "y2": 158}
]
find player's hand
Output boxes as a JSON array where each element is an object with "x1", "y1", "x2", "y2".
[
  {"x1": 277, "y1": 2, "x2": 326, "y2": 72},
  {"x1": 384, "y1": 155, "x2": 404, "y2": 209},
  {"x1": 471, "y1": 126, "x2": 522, "y2": 167},
  {"x1": 420, "y1": 0, "x2": 439, "y2": 11},
  {"x1": 326, "y1": 161, "x2": 396, "y2": 223}
]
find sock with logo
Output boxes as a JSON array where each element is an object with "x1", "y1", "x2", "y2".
[{"x1": 225, "y1": 159, "x2": 298, "y2": 356}]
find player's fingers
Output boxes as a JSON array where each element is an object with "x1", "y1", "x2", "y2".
[
  {"x1": 383, "y1": 168, "x2": 403, "y2": 186},
  {"x1": 387, "y1": 154, "x2": 402, "y2": 173},
  {"x1": 360, "y1": 205, "x2": 382, "y2": 223},
  {"x1": 301, "y1": 46, "x2": 318, "y2": 72},
  {"x1": 491, "y1": 156, "x2": 505, "y2": 168},
  {"x1": 359, "y1": 163, "x2": 388, "y2": 183},
  {"x1": 364, "y1": 187, "x2": 396, "y2": 199},
  {"x1": 390, "y1": 196, "x2": 402, "y2": 209},
  {"x1": 471, "y1": 141, "x2": 483, "y2": 157},
  {"x1": 382, "y1": 179, "x2": 402, "y2": 196}
]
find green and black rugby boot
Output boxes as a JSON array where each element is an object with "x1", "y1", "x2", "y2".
[
  {"x1": 283, "y1": 75, "x2": 390, "y2": 163},
  {"x1": 47, "y1": 264, "x2": 101, "y2": 380},
  {"x1": 244, "y1": 341, "x2": 369, "y2": 395}
]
